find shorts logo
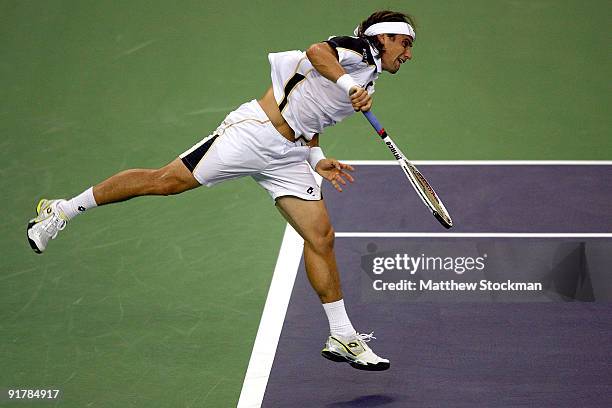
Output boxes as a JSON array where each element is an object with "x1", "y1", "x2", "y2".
[
  {"x1": 307, "y1": 187, "x2": 314, "y2": 195},
  {"x1": 78, "y1": 206, "x2": 86, "y2": 212}
]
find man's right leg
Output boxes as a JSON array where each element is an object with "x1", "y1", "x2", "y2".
[
  {"x1": 28, "y1": 98, "x2": 266, "y2": 254},
  {"x1": 27, "y1": 158, "x2": 200, "y2": 253},
  {"x1": 92, "y1": 157, "x2": 200, "y2": 205}
]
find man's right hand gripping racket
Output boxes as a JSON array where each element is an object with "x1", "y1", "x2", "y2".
[{"x1": 362, "y1": 110, "x2": 453, "y2": 229}]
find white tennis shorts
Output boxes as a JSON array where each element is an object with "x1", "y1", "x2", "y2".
[{"x1": 179, "y1": 99, "x2": 321, "y2": 201}]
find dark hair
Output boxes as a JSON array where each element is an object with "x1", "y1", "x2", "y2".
[{"x1": 356, "y1": 10, "x2": 416, "y2": 57}]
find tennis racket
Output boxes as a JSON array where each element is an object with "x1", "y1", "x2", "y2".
[{"x1": 362, "y1": 110, "x2": 453, "y2": 229}]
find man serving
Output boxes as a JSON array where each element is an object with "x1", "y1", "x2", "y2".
[{"x1": 27, "y1": 10, "x2": 416, "y2": 371}]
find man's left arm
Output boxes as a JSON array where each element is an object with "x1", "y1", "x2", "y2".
[{"x1": 307, "y1": 134, "x2": 355, "y2": 192}]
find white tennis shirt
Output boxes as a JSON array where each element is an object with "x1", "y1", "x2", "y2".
[{"x1": 269, "y1": 36, "x2": 381, "y2": 141}]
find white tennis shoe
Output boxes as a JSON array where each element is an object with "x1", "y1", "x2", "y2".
[
  {"x1": 321, "y1": 332, "x2": 390, "y2": 371},
  {"x1": 27, "y1": 199, "x2": 68, "y2": 254}
]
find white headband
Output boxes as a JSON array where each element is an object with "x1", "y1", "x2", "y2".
[{"x1": 353, "y1": 21, "x2": 415, "y2": 40}]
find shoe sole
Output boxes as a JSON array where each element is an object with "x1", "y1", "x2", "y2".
[
  {"x1": 321, "y1": 350, "x2": 347, "y2": 363},
  {"x1": 26, "y1": 199, "x2": 46, "y2": 254},
  {"x1": 321, "y1": 350, "x2": 390, "y2": 371},
  {"x1": 27, "y1": 221, "x2": 43, "y2": 254},
  {"x1": 349, "y1": 361, "x2": 390, "y2": 371}
]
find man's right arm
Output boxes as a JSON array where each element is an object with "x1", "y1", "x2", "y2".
[
  {"x1": 305, "y1": 42, "x2": 372, "y2": 112},
  {"x1": 305, "y1": 42, "x2": 345, "y2": 83}
]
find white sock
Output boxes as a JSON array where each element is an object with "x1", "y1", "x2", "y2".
[
  {"x1": 322, "y1": 299, "x2": 356, "y2": 338},
  {"x1": 58, "y1": 187, "x2": 98, "y2": 220}
]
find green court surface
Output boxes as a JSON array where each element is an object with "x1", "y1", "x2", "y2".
[{"x1": 1, "y1": 1, "x2": 610, "y2": 407}]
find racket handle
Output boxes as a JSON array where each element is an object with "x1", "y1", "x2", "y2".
[{"x1": 362, "y1": 111, "x2": 386, "y2": 138}]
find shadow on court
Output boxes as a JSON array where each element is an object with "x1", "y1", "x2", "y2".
[{"x1": 326, "y1": 394, "x2": 399, "y2": 407}]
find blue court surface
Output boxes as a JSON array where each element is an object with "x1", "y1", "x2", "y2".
[{"x1": 238, "y1": 162, "x2": 612, "y2": 408}]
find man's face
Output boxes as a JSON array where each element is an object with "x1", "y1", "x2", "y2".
[{"x1": 378, "y1": 34, "x2": 413, "y2": 74}]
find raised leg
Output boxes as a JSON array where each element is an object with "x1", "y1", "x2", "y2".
[{"x1": 93, "y1": 157, "x2": 200, "y2": 205}]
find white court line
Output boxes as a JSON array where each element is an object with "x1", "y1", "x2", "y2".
[
  {"x1": 342, "y1": 160, "x2": 612, "y2": 165},
  {"x1": 237, "y1": 224, "x2": 304, "y2": 408},
  {"x1": 335, "y1": 232, "x2": 612, "y2": 238},
  {"x1": 237, "y1": 229, "x2": 612, "y2": 408}
]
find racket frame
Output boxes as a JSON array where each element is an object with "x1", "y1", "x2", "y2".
[{"x1": 362, "y1": 111, "x2": 453, "y2": 229}]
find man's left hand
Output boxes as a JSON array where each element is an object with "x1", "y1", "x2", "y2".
[{"x1": 315, "y1": 159, "x2": 355, "y2": 192}]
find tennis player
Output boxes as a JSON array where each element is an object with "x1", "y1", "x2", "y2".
[{"x1": 27, "y1": 10, "x2": 415, "y2": 371}]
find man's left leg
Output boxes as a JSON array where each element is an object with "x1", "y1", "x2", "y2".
[{"x1": 275, "y1": 196, "x2": 390, "y2": 371}]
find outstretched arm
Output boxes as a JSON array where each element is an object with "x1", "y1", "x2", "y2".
[
  {"x1": 306, "y1": 134, "x2": 355, "y2": 193},
  {"x1": 305, "y1": 43, "x2": 371, "y2": 112}
]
